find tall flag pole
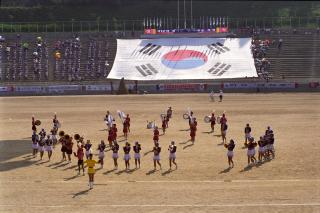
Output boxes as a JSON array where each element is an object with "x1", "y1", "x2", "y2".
[
  {"x1": 177, "y1": 0, "x2": 180, "y2": 29},
  {"x1": 190, "y1": 0, "x2": 193, "y2": 28},
  {"x1": 227, "y1": 16, "x2": 229, "y2": 28}
]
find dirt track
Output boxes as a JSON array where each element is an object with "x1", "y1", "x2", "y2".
[{"x1": 0, "y1": 93, "x2": 319, "y2": 213}]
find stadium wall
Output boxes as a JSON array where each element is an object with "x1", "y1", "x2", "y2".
[{"x1": 0, "y1": 81, "x2": 319, "y2": 96}]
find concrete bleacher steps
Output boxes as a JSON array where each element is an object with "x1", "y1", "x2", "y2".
[{"x1": 1, "y1": 32, "x2": 320, "y2": 83}]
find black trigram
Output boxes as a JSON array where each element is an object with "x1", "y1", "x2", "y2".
[
  {"x1": 138, "y1": 43, "x2": 162, "y2": 56},
  {"x1": 135, "y1": 63, "x2": 159, "y2": 77},
  {"x1": 207, "y1": 62, "x2": 231, "y2": 76},
  {"x1": 207, "y1": 42, "x2": 230, "y2": 54}
]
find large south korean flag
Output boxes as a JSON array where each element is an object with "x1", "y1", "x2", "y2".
[{"x1": 107, "y1": 38, "x2": 257, "y2": 80}]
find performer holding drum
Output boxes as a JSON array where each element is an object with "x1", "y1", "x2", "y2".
[
  {"x1": 84, "y1": 140, "x2": 93, "y2": 160},
  {"x1": 133, "y1": 141, "x2": 141, "y2": 169},
  {"x1": 98, "y1": 140, "x2": 106, "y2": 169},
  {"x1": 45, "y1": 135, "x2": 53, "y2": 161},
  {"x1": 65, "y1": 135, "x2": 74, "y2": 163},
  {"x1": 153, "y1": 143, "x2": 162, "y2": 170},
  {"x1": 32, "y1": 115, "x2": 41, "y2": 133},
  {"x1": 53, "y1": 113, "x2": 61, "y2": 130},
  {"x1": 246, "y1": 137, "x2": 257, "y2": 165},
  {"x1": 111, "y1": 141, "x2": 120, "y2": 169},
  {"x1": 31, "y1": 132, "x2": 39, "y2": 157},
  {"x1": 244, "y1": 124, "x2": 252, "y2": 144},
  {"x1": 123, "y1": 142, "x2": 131, "y2": 170},
  {"x1": 224, "y1": 139, "x2": 235, "y2": 168},
  {"x1": 168, "y1": 141, "x2": 177, "y2": 170},
  {"x1": 38, "y1": 136, "x2": 45, "y2": 160}
]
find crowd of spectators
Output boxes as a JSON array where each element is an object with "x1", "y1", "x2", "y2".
[
  {"x1": 54, "y1": 35, "x2": 82, "y2": 81},
  {"x1": 3, "y1": 34, "x2": 30, "y2": 81},
  {"x1": 32, "y1": 36, "x2": 49, "y2": 80},
  {"x1": 0, "y1": 34, "x2": 49, "y2": 81},
  {"x1": 251, "y1": 38, "x2": 272, "y2": 80},
  {"x1": 86, "y1": 38, "x2": 110, "y2": 79}
]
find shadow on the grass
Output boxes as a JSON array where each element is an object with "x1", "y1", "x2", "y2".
[
  {"x1": 219, "y1": 167, "x2": 232, "y2": 174},
  {"x1": 144, "y1": 150, "x2": 153, "y2": 156},
  {"x1": 179, "y1": 140, "x2": 191, "y2": 145},
  {"x1": 162, "y1": 169, "x2": 176, "y2": 176},
  {"x1": 62, "y1": 165, "x2": 77, "y2": 171},
  {"x1": 202, "y1": 131, "x2": 213, "y2": 134},
  {"x1": 239, "y1": 165, "x2": 253, "y2": 172},
  {"x1": 103, "y1": 168, "x2": 117, "y2": 175},
  {"x1": 51, "y1": 162, "x2": 69, "y2": 169},
  {"x1": 217, "y1": 142, "x2": 224, "y2": 146},
  {"x1": 47, "y1": 161, "x2": 64, "y2": 167},
  {"x1": 115, "y1": 169, "x2": 135, "y2": 175},
  {"x1": 179, "y1": 129, "x2": 190, "y2": 131},
  {"x1": 72, "y1": 189, "x2": 90, "y2": 198},
  {"x1": 0, "y1": 139, "x2": 34, "y2": 172},
  {"x1": 64, "y1": 174, "x2": 80, "y2": 181},
  {"x1": 146, "y1": 169, "x2": 157, "y2": 175},
  {"x1": 34, "y1": 160, "x2": 50, "y2": 166},
  {"x1": 183, "y1": 143, "x2": 194, "y2": 150}
]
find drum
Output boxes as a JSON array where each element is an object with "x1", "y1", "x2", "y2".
[
  {"x1": 183, "y1": 113, "x2": 189, "y2": 119},
  {"x1": 204, "y1": 115, "x2": 211, "y2": 123},
  {"x1": 56, "y1": 122, "x2": 61, "y2": 128},
  {"x1": 35, "y1": 120, "x2": 41, "y2": 126},
  {"x1": 147, "y1": 121, "x2": 155, "y2": 129},
  {"x1": 216, "y1": 116, "x2": 222, "y2": 124}
]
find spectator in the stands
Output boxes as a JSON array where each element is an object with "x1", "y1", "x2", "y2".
[{"x1": 278, "y1": 38, "x2": 283, "y2": 50}]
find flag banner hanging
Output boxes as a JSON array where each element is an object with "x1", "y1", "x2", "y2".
[{"x1": 107, "y1": 38, "x2": 257, "y2": 80}]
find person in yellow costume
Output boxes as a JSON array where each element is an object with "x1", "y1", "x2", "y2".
[{"x1": 85, "y1": 154, "x2": 98, "y2": 189}]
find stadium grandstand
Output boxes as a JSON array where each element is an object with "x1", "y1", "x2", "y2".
[{"x1": 0, "y1": 0, "x2": 320, "y2": 94}]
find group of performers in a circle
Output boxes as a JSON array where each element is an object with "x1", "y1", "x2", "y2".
[{"x1": 30, "y1": 106, "x2": 275, "y2": 190}]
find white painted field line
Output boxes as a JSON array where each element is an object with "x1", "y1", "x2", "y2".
[
  {"x1": 0, "y1": 203, "x2": 320, "y2": 208},
  {"x1": 1, "y1": 179, "x2": 320, "y2": 184}
]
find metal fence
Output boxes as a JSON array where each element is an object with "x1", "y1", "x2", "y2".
[{"x1": 0, "y1": 17, "x2": 319, "y2": 33}]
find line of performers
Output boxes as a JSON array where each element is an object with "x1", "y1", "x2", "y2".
[
  {"x1": 222, "y1": 122, "x2": 275, "y2": 168},
  {"x1": 189, "y1": 111, "x2": 275, "y2": 168},
  {"x1": 31, "y1": 113, "x2": 60, "y2": 161}
]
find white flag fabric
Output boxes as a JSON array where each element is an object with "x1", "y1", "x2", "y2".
[{"x1": 107, "y1": 38, "x2": 257, "y2": 80}]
